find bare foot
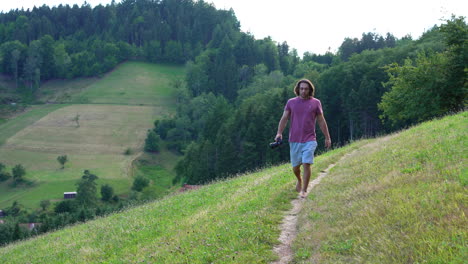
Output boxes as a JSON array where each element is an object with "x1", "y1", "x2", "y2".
[
  {"x1": 296, "y1": 181, "x2": 302, "y2": 192},
  {"x1": 299, "y1": 191, "x2": 306, "y2": 198}
]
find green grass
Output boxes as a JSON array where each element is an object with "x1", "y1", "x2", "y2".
[
  {"x1": 0, "y1": 61, "x2": 185, "y2": 209},
  {"x1": 0, "y1": 104, "x2": 66, "y2": 146},
  {"x1": 1, "y1": 112, "x2": 463, "y2": 263},
  {"x1": 0, "y1": 134, "x2": 365, "y2": 263},
  {"x1": 0, "y1": 165, "x2": 294, "y2": 263},
  {"x1": 293, "y1": 112, "x2": 467, "y2": 263},
  {"x1": 131, "y1": 150, "x2": 182, "y2": 199},
  {"x1": 0, "y1": 104, "x2": 165, "y2": 209},
  {"x1": 70, "y1": 61, "x2": 185, "y2": 108},
  {"x1": 37, "y1": 77, "x2": 99, "y2": 103}
]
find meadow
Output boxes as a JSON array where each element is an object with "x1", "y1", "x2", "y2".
[
  {"x1": 293, "y1": 112, "x2": 467, "y2": 263},
  {"x1": 0, "y1": 62, "x2": 185, "y2": 209},
  {"x1": 69, "y1": 62, "x2": 184, "y2": 108},
  {"x1": 1, "y1": 112, "x2": 464, "y2": 263},
  {"x1": 0, "y1": 104, "x2": 66, "y2": 146}
]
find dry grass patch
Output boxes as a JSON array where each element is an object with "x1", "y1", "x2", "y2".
[{"x1": 2, "y1": 104, "x2": 163, "y2": 156}]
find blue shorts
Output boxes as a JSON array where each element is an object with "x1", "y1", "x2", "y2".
[{"x1": 290, "y1": 141, "x2": 318, "y2": 167}]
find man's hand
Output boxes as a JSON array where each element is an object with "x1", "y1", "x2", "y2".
[
  {"x1": 325, "y1": 138, "x2": 331, "y2": 149},
  {"x1": 275, "y1": 134, "x2": 283, "y2": 142}
]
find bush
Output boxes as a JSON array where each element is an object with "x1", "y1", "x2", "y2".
[
  {"x1": 100, "y1": 184, "x2": 114, "y2": 202},
  {"x1": 0, "y1": 171, "x2": 11, "y2": 182},
  {"x1": 132, "y1": 176, "x2": 150, "y2": 192},
  {"x1": 54, "y1": 200, "x2": 77, "y2": 214},
  {"x1": 124, "y1": 148, "x2": 132, "y2": 155},
  {"x1": 12, "y1": 164, "x2": 26, "y2": 184},
  {"x1": 144, "y1": 130, "x2": 161, "y2": 152}
]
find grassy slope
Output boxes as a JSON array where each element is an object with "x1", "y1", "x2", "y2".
[
  {"x1": 71, "y1": 62, "x2": 183, "y2": 109},
  {"x1": 2, "y1": 113, "x2": 464, "y2": 263},
  {"x1": 294, "y1": 112, "x2": 467, "y2": 263},
  {"x1": 0, "y1": 62, "x2": 185, "y2": 209},
  {"x1": 0, "y1": 104, "x2": 66, "y2": 146}
]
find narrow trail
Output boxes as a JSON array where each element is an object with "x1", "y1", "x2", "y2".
[{"x1": 271, "y1": 154, "x2": 349, "y2": 264}]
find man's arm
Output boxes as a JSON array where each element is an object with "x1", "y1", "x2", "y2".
[
  {"x1": 317, "y1": 113, "x2": 331, "y2": 148},
  {"x1": 275, "y1": 109, "x2": 290, "y2": 141}
]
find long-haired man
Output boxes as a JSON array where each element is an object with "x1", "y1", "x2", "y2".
[{"x1": 275, "y1": 79, "x2": 331, "y2": 198}]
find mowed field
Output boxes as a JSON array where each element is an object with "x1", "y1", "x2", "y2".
[
  {"x1": 0, "y1": 62, "x2": 185, "y2": 209},
  {"x1": 71, "y1": 62, "x2": 183, "y2": 107}
]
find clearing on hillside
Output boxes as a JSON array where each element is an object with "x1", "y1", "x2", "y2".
[
  {"x1": 0, "y1": 61, "x2": 185, "y2": 209},
  {"x1": 69, "y1": 61, "x2": 185, "y2": 107},
  {"x1": 0, "y1": 104, "x2": 165, "y2": 209}
]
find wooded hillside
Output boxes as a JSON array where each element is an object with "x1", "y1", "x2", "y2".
[{"x1": 0, "y1": 1, "x2": 466, "y2": 186}]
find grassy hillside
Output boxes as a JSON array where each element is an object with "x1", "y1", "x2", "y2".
[
  {"x1": 38, "y1": 61, "x2": 184, "y2": 109},
  {"x1": 293, "y1": 112, "x2": 467, "y2": 263},
  {"x1": 1, "y1": 112, "x2": 464, "y2": 263},
  {"x1": 70, "y1": 62, "x2": 184, "y2": 108},
  {"x1": 0, "y1": 62, "x2": 185, "y2": 209},
  {"x1": 0, "y1": 104, "x2": 66, "y2": 146}
]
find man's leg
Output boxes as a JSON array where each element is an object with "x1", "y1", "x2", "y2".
[
  {"x1": 302, "y1": 163, "x2": 311, "y2": 193},
  {"x1": 293, "y1": 165, "x2": 302, "y2": 192}
]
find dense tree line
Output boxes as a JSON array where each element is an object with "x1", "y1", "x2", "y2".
[
  {"x1": 0, "y1": 0, "x2": 242, "y2": 98},
  {"x1": 147, "y1": 16, "x2": 466, "y2": 185}
]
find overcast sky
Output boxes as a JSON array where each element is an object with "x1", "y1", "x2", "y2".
[{"x1": 1, "y1": 0, "x2": 466, "y2": 56}]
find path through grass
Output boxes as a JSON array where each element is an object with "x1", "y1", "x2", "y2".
[{"x1": 1, "y1": 113, "x2": 463, "y2": 263}]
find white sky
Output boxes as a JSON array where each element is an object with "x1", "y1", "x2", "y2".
[{"x1": 1, "y1": 0, "x2": 467, "y2": 56}]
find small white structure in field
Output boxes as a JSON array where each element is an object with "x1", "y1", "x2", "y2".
[{"x1": 64, "y1": 192, "x2": 77, "y2": 199}]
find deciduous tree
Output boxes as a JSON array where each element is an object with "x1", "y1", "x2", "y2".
[
  {"x1": 76, "y1": 170, "x2": 99, "y2": 207},
  {"x1": 57, "y1": 155, "x2": 68, "y2": 169}
]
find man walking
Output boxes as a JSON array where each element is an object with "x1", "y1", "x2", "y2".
[{"x1": 275, "y1": 79, "x2": 331, "y2": 198}]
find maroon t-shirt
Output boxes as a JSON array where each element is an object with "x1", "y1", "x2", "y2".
[{"x1": 284, "y1": 97, "x2": 323, "y2": 143}]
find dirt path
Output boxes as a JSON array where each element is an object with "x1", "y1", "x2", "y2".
[
  {"x1": 271, "y1": 143, "x2": 388, "y2": 264},
  {"x1": 271, "y1": 161, "x2": 340, "y2": 264}
]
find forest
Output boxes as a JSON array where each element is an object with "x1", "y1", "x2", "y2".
[{"x1": 0, "y1": 1, "x2": 466, "y2": 185}]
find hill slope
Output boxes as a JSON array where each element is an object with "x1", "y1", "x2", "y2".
[
  {"x1": 1, "y1": 112, "x2": 465, "y2": 263},
  {"x1": 293, "y1": 111, "x2": 467, "y2": 263},
  {"x1": 0, "y1": 62, "x2": 184, "y2": 209}
]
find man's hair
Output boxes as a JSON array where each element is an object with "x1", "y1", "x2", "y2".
[{"x1": 294, "y1": 79, "x2": 315, "y2": 97}]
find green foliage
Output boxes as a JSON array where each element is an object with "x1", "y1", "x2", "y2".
[
  {"x1": 175, "y1": 88, "x2": 289, "y2": 184},
  {"x1": 131, "y1": 175, "x2": 149, "y2": 192},
  {"x1": 379, "y1": 16, "x2": 467, "y2": 127},
  {"x1": 379, "y1": 51, "x2": 448, "y2": 126},
  {"x1": 54, "y1": 200, "x2": 76, "y2": 214},
  {"x1": 0, "y1": 162, "x2": 11, "y2": 181},
  {"x1": 39, "y1": 200, "x2": 50, "y2": 211},
  {"x1": 56, "y1": 155, "x2": 68, "y2": 169},
  {"x1": 338, "y1": 32, "x2": 397, "y2": 61},
  {"x1": 100, "y1": 184, "x2": 114, "y2": 202},
  {"x1": 439, "y1": 16, "x2": 468, "y2": 112},
  {"x1": 75, "y1": 170, "x2": 99, "y2": 207},
  {"x1": 0, "y1": 221, "x2": 16, "y2": 246},
  {"x1": 12, "y1": 164, "x2": 25, "y2": 183},
  {"x1": 144, "y1": 130, "x2": 161, "y2": 153},
  {"x1": 0, "y1": 0, "x2": 241, "y2": 83},
  {"x1": 6, "y1": 201, "x2": 23, "y2": 217}
]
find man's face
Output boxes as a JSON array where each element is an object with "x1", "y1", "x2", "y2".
[{"x1": 299, "y1": 82, "x2": 310, "y2": 99}]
